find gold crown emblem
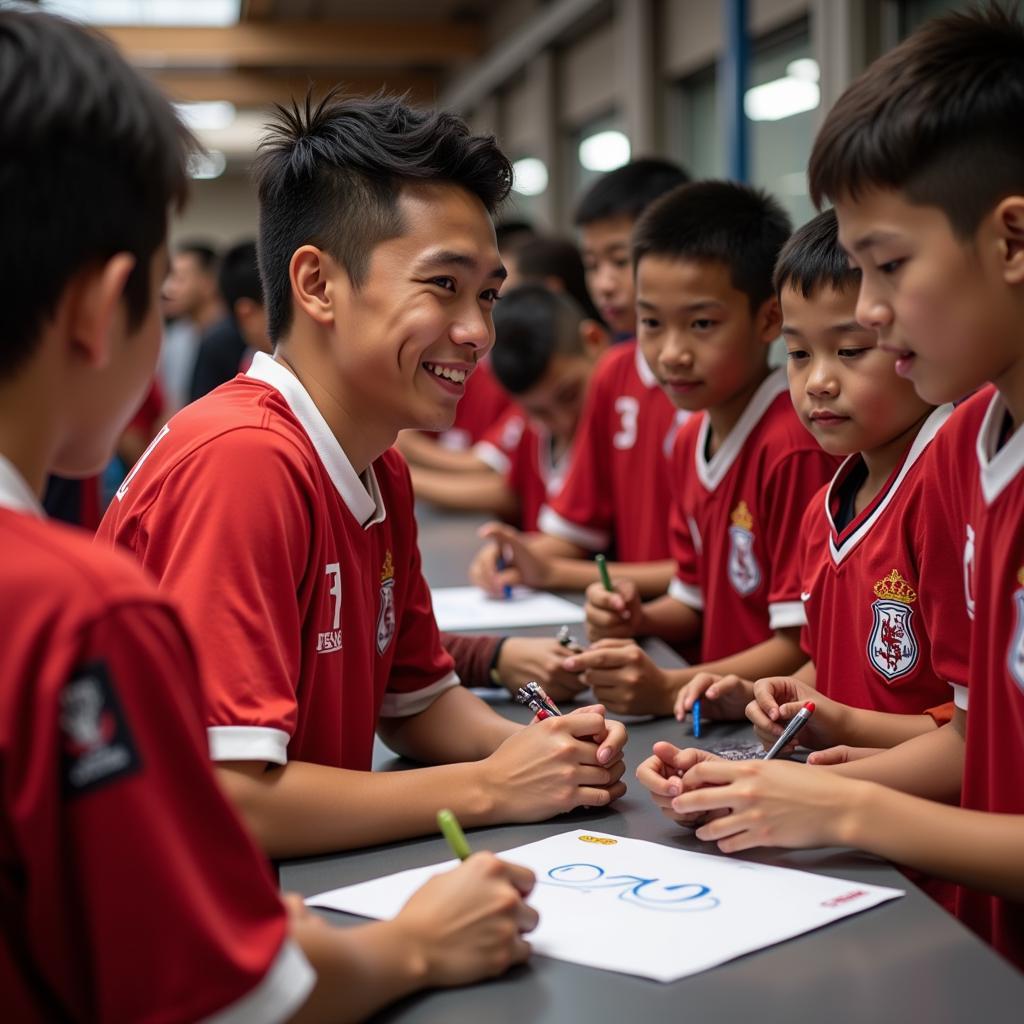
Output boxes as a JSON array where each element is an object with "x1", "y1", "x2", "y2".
[
  {"x1": 380, "y1": 550, "x2": 395, "y2": 583},
  {"x1": 730, "y1": 500, "x2": 753, "y2": 531},
  {"x1": 872, "y1": 569, "x2": 918, "y2": 604},
  {"x1": 1018, "y1": 566, "x2": 1024, "y2": 587}
]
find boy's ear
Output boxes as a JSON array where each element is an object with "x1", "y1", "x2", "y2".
[
  {"x1": 992, "y1": 195, "x2": 1024, "y2": 285},
  {"x1": 578, "y1": 318, "x2": 611, "y2": 360},
  {"x1": 290, "y1": 245, "x2": 345, "y2": 328},
  {"x1": 755, "y1": 294, "x2": 783, "y2": 344},
  {"x1": 66, "y1": 253, "x2": 137, "y2": 369}
]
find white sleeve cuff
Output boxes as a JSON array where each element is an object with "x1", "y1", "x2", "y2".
[
  {"x1": 769, "y1": 600, "x2": 807, "y2": 629},
  {"x1": 201, "y1": 938, "x2": 315, "y2": 1024},
  {"x1": 667, "y1": 576, "x2": 703, "y2": 611},
  {"x1": 207, "y1": 726, "x2": 290, "y2": 765},
  {"x1": 537, "y1": 505, "x2": 609, "y2": 552},
  {"x1": 473, "y1": 441, "x2": 511, "y2": 476},
  {"x1": 951, "y1": 683, "x2": 969, "y2": 711},
  {"x1": 379, "y1": 670, "x2": 461, "y2": 718}
]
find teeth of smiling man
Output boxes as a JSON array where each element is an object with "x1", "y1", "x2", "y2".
[{"x1": 424, "y1": 362, "x2": 467, "y2": 384}]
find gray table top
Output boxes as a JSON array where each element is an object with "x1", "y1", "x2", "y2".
[{"x1": 280, "y1": 508, "x2": 1024, "y2": 1022}]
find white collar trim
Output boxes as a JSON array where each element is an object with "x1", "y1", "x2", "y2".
[
  {"x1": 694, "y1": 368, "x2": 789, "y2": 491},
  {"x1": 826, "y1": 403, "x2": 954, "y2": 565},
  {"x1": 976, "y1": 390, "x2": 1024, "y2": 506},
  {"x1": 246, "y1": 352, "x2": 385, "y2": 528},
  {"x1": 633, "y1": 342, "x2": 659, "y2": 389},
  {"x1": 0, "y1": 455, "x2": 44, "y2": 516}
]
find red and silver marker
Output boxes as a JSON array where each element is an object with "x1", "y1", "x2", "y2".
[{"x1": 763, "y1": 701, "x2": 815, "y2": 760}]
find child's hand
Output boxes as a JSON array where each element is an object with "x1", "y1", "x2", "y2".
[
  {"x1": 807, "y1": 745, "x2": 885, "y2": 766},
  {"x1": 583, "y1": 577, "x2": 642, "y2": 641},
  {"x1": 673, "y1": 672, "x2": 754, "y2": 723},
  {"x1": 563, "y1": 639, "x2": 674, "y2": 716},
  {"x1": 482, "y1": 705, "x2": 627, "y2": 820},
  {"x1": 395, "y1": 852, "x2": 538, "y2": 985},
  {"x1": 746, "y1": 676, "x2": 838, "y2": 752},
  {"x1": 635, "y1": 741, "x2": 725, "y2": 827},
  {"x1": 672, "y1": 758, "x2": 868, "y2": 853},
  {"x1": 469, "y1": 523, "x2": 552, "y2": 595},
  {"x1": 496, "y1": 636, "x2": 588, "y2": 701}
]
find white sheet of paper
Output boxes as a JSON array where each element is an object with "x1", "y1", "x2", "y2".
[
  {"x1": 430, "y1": 585, "x2": 584, "y2": 632},
  {"x1": 307, "y1": 829, "x2": 903, "y2": 983}
]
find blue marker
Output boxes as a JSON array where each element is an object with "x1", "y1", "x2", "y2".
[
  {"x1": 495, "y1": 549, "x2": 513, "y2": 600},
  {"x1": 692, "y1": 699, "x2": 702, "y2": 738}
]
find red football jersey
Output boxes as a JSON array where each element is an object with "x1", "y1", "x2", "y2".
[
  {"x1": 667, "y1": 370, "x2": 840, "y2": 662},
  {"x1": 799, "y1": 404, "x2": 967, "y2": 714},
  {"x1": 98, "y1": 352, "x2": 458, "y2": 771},
  {"x1": 954, "y1": 389, "x2": 1024, "y2": 967},
  {"x1": 0, "y1": 458, "x2": 313, "y2": 1023},
  {"x1": 475, "y1": 405, "x2": 571, "y2": 532},
  {"x1": 431, "y1": 358, "x2": 512, "y2": 450},
  {"x1": 538, "y1": 341, "x2": 688, "y2": 561}
]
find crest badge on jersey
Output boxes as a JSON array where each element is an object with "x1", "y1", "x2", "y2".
[
  {"x1": 867, "y1": 569, "x2": 919, "y2": 682},
  {"x1": 727, "y1": 500, "x2": 761, "y2": 596},
  {"x1": 1008, "y1": 567, "x2": 1024, "y2": 694},
  {"x1": 60, "y1": 661, "x2": 141, "y2": 797},
  {"x1": 376, "y1": 550, "x2": 397, "y2": 655}
]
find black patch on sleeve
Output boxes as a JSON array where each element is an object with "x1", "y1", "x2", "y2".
[{"x1": 60, "y1": 660, "x2": 142, "y2": 797}]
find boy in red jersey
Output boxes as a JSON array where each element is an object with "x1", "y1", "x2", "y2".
[
  {"x1": 639, "y1": 6, "x2": 1024, "y2": 970},
  {"x1": 743, "y1": 209, "x2": 962, "y2": 758},
  {"x1": 0, "y1": 10, "x2": 538, "y2": 1022},
  {"x1": 98, "y1": 90, "x2": 627, "y2": 858},
  {"x1": 470, "y1": 159, "x2": 690, "y2": 598},
  {"x1": 570, "y1": 182, "x2": 839, "y2": 716}
]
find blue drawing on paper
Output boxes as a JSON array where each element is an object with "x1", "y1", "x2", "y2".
[{"x1": 540, "y1": 863, "x2": 719, "y2": 912}]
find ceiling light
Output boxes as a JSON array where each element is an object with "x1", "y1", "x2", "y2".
[
  {"x1": 578, "y1": 130, "x2": 631, "y2": 173},
  {"x1": 174, "y1": 101, "x2": 237, "y2": 132},
  {"x1": 41, "y1": 1, "x2": 241, "y2": 27},
  {"x1": 188, "y1": 150, "x2": 227, "y2": 180},
  {"x1": 744, "y1": 76, "x2": 820, "y2": 122},
  {"x1": 512, "y1": 157, "x2": 549, "y2": 197}
]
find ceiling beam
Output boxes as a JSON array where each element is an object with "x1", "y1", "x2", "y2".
[
  {"x1": 101, "y1": 22, "x2": 483, "y2": 69},
  {"x1": 148, "y1": 69, "x2": 439, "y2": 107}
]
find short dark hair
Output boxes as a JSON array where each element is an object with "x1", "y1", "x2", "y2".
[
  {"x1": 0, "y1": 9, "x2": 190, "y2": 379},
  {"x1": 490, "y1": 285, "x2": 588, "y2": 394},
  {"x1": 808, "y1": 3, "x2": 1024, "y2": 238},
  {"x1": 219, "y1": 241, "x2": 263, "y2": 317},
  {"x1": 632, "y1": 181, "x2": 792, "y2": 310},
  {"x1": 514, "y1": 237, "x2": 602, "y2": 321},
  {"x1": 574, "y1": 158, "x2": 690, "y2": 227},
  {"x1": 253, "y1": 89, "x2": 513, "y2": 342},
  {"x1": 773, "y1": 209, "x2": 859, "y2": 298},
  {"x1": 177, "y1": 241, "x2": 219, "y2": 275}
]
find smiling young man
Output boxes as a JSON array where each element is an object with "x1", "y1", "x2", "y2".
[{"x1": 98, "y1": 91, "x2": 627, "y2": 858}]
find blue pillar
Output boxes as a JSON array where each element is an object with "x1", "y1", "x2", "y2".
[{"x1": 719, "y1": 0, "x2": 749, "y2": 182}]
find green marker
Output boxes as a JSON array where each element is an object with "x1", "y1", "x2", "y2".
[
  {"x1": 595, "y1": 553, "x2": 613, "y2": 592},
  {"x1": 437, "y1": 808, "x2": 472, "y2": 861}
]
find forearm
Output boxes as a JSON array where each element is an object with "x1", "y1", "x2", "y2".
[
  {"x1": 216, "y1": 758, "x2": 499, "y2": 857},
  {"x1": 823, "y1": 714, "x2": 964, "y2": 802},
  {"x1": 794, "y1": 660, "x2": 816, "y2": 684},
  {"x1": 290, "y1": 917, "x2": 427, "y2": 1024},
  {"x1": 830, "y1": 705, "x2": 938, "y2": 748},
  {"x1": 410, "y1": 465, "x2": 516, "y2": 518},
  {"x1": 396, "y1": 430, "x2": 488, "y2": 472},
  {"x1": 843, "y1": 783, "x2": 1024, "y2": 900},
  {"x1": 682, "y1": 630, "x2": 804, "y2": 683},
  {"x1": 636, "y1": 594, "x2": 702, "y2": 644},
  {"x1": 543, "y1": 555, "x2": 676, "y2": 597},
  {"x1": 377, "y1": 686, "x2": 520, "y2": 764}
]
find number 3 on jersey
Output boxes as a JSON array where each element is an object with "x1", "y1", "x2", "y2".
[{"x1": 613, "y1": 396, "x2": 639, "y2": 450}]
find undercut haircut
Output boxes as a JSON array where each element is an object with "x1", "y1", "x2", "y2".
[
  {"x1": 573, "y1": 158, "x2": 690, "y2": 227},
  {"x1": 253, "y1": 88, "x2": 513, "y2": 341},
  {"x1": 490, "y1": 285, "x2": 589, "y2": 395},
  {"x1": 632, "y1": 181, "x2": 793, "y2": 311},
  {"x1": 808, "y1": 3, "x2": 1024, "y2": 238},
  {"x1": 0, "y1": 9, "x2": 191, "y2": 380},
  {"x1": 773, "y1": 209, "x2": 860, "y2": 298}
]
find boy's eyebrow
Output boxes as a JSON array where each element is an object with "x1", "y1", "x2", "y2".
[
  {"x1": 416, "y1": 249, "x2": 507, "y2": 280},
  {"x1": 830, "y1": 320, "x2": 868, "y2": 333},
  {"x1": 848, "y1": 230, "x2": 900, "y2": 253},
  {"x1": 636, "y1": 298, "x2": 725, "y2": 312}
]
